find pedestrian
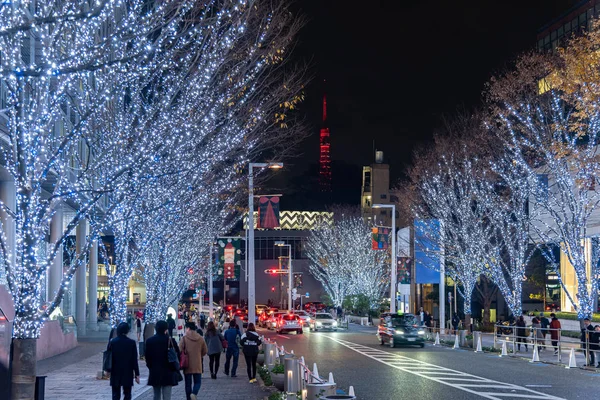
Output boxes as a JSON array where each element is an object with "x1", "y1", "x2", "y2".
[
  {"x1": 581, "y1": 318, "x2": 595, "y2": 366},
  {"x1": 241, "y1": 323, "x2": 262, "y2": 383},
  {"x1": 539, "y1": 312, "x2": 550, "y2": 348},
  {"x1": 592, "y1": 326, "x2": 600, "y2": 368},
  {"x1": 179, "y1": 322, "x2": 208, "y2": 400},
  {"x1": 145, "y1": 320, "x2": 180, "y2": 400},
  {"x1": 531, "y1": 316, "x2": 544, "y2": 351},
  {"x1": 200, "y1": 313, "x2": 206, "y2": 330},
  {"x1": 337, "y1": 305, "x2": 343, "y2": 320},
  {"x1": 549, "y1": 313, "x2": 561, "y2": 355},
  {"x1": 136, "y1": 315, "x2": 142, "y2": 342},
  {"x1": 223, "y1": 320, "x2": 241, "y2": 377},
  {"x1": 108, "y1": 322, "x2": 140, "y2": 400},
  {"x1": 516, "y1": 315, "x2": 528, "y2": 352},
  {"x1": 167, "y1": 314, "x2": 176, "y2": 338},
  {"x1": 204, "y1": 321, "x2": 225, "y2": 379},
  {"x1": 451, "y1": 313, "x2": 460, "y2": 333}
]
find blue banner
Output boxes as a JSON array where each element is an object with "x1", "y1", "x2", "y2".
[{"x1": 414, "y1": 219, "x2": 441, "y2": 284}]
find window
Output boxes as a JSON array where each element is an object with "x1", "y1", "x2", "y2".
[
  {"x1": 380, "y1": 210, "x2": 387, "y2": 216},
  {"x1": 380, "y1": 194, "x2": 387, "y2": 199}
]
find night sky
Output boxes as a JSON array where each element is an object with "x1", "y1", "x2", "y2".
[{"x1": 272, "y1": 0, "x2": 580, "y2": 210}]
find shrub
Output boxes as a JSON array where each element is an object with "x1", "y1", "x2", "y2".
[
  {"x1": 271, "y1": 364, "x2": 284, "y2": 374},
  {"x1": 258, "y1": 366, "x2": 273, "y2": 386},
  {"x1": 553, "y1": 312, "x2": 600, "y2": 322}
]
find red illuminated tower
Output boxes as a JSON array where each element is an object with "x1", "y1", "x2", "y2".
[{"x1": 319, "y1": 91, "x2": 331, "y2": 192}]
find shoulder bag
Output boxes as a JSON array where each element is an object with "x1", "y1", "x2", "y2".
[
  {"x1": 167, "y1": 337, "x2": 180, "y2": 371},
  {"x1": 220, "y1": 333, "x2": 228, "y2": 349},
  {"x1": 179, "y1": 337, "x2": 189, "y2": 369}
]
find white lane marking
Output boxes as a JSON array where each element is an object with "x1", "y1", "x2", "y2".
[
  {"x1": 277, "y1": 335, "x2": 291, "y2": 340},
  {"x1": 323, "y1": 336, "x2": 565, "y2": 400}
]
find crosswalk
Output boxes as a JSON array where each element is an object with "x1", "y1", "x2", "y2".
[{"x1": 324, "y1": 337, "x2": 565, "y2": 400}]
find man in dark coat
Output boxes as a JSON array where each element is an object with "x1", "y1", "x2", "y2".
[
  {"x1": 145, "y1": 320, "x2": 179, "y2": 399},
  {"x1": 109, "y1": 322, "x2": 140, "y2": 400},
  {"x1": 167, "y1": 314, "x2": 176, "y2": 337}
]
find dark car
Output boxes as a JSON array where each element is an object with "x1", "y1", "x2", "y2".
[{"x1": 377, "y1": 313, "x2": 425, "y2": 348}]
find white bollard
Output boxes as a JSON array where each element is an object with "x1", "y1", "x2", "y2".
[
  {"x1": 453, "y1": 334, "x2": 460, "y2": 349},
  {"x1": 281, "y1": 345, "x2": 285, "y2": 354},
  {"x1": 291, "y1": 349, "x2": 294, "y2": 355},
  {"x1": 474, "y1": 335, "x2": 483, "y2": 353},
  {"x1": 434, "y1": 332, "x2": 440, "y2": 346},
  {"x1": 328, "y1": 372, "x2": 334, "y2": 384},
  {"x1": 349, "y1": 386, "x2": 355, "y2": 396},
  {"x1": 276, "y1": 347, "x2": 280, "y2": 358},
  {"x1": 312, "y1": 363, "x2": 320, "y2": 382},
  {"x1": 566, "y1": 348, "x2": 577, "y2": 369},
  {"x1": 499, "y1": 341, "x2": 508, "y2": 357},
  {"x1": 530, "y1": 344, "x2": 540, "y2": 363},
  {"x1": 300, "y1": 356, "x2": 305, "y2": 365}
]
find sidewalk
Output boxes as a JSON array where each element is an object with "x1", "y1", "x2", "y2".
[{"x1": 41, "y1": 332, "x2": 273, "y2": 400}]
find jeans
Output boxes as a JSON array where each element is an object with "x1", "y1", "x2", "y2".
[
  {"x1": 184, "y1": 373, "x2": 201, "y2": 400},
  {"x1": 551, "y1": 340, "x2": 559, "y2": 352},
  {"x1": 209, "y1": 353, "x2": 221, "y2": 375},
  {"x1": 224, "y1": 348, "x2": 239, "y2": 376},
  {"x1": 245, "y1": 354, "x2": 258, "y2": 380},
  {"x1": 111, "y1": 385, "x2": 132, "y2": 400},
  {"x1": 152, "y1": 386, "x2": 172, "y2": 400}
]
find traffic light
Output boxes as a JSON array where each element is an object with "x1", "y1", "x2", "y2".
[{"x1": 271, "y1": 286, "x2": 275, "y2": 292}]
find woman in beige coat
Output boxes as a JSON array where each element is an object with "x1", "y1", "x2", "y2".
[{"x1": 179, "y1": 322, "x2": 208, "y2": 400}]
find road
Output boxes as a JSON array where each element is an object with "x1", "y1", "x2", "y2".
[{"x1": 258, "y1": 324, "x2": 599, "y2": 400}]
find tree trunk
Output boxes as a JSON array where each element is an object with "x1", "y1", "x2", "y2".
[
  {"x1": 464, "y1": 313, "x2": 471, "y2": 333},
  {"x1": 11, "y1": 338, "x2": 37, "y2": 400}
]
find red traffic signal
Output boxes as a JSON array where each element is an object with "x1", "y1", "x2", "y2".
[{"x1": 271, "y1": 286, "x2": 275, "y2": 292}]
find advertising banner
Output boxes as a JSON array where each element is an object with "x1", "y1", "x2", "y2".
[
  {"x1": 257, "y1": 196, "x2": 280, "y2": 229},
  {"x1": 414, "y1": 219, "x2": 441, "y2": 284},
  {"x1": 371, "y1": 226, "x2": 390, "y2": 250},
  {"x1": 217, "y1": 238, "x2": 242, "y2": 280}
]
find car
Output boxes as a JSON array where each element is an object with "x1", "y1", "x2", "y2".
[
  {"x1": 309, "y1": 313, "x2": 338, "y2": 332},
  {"x1": 293, "y1": 310, "x2": 311, "y2": 326},
  {"x1": 256, "y1": 304, "x2": 268, "y2": 314},
  {"x1": 377, "y1": 313, "x2": 425, "y2": 348},
  {"x1": 258, "y1": 310, "x2": 271, "y2": 328},
  {"x1": 304, "y1": 302, "x2": 327, "y2": 313},
  {"x1": 267, "y1": 312, "x2": 287, "y2": 330},
  {"x1": 276, "y1": 313, "x2": 303, "y2": 334}
]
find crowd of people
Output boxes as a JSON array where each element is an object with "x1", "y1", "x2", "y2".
[{"x1": 105, "y1": 304, "x2": 264, "y2": 400}]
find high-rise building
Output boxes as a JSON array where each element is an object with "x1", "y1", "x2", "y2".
[
  {"x1": 360, "y1": 150, "x2": 399, "y2": 228},
  {"x1": 537, "y1": 1, "x2": 600, "y2": 53},
  {"x1": 319, "y1": 92, "x2": 331, "y2": 192}
]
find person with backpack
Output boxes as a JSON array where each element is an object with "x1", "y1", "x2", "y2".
[
  {"x1": 179, "y1": 322, "x2": 208, "y2": 400},
  {"x1": 223, "y1": 320, "x2": 241, "y2": 377},
  {"x1": 241, "y1": 323, "x2": 262, "y2": 383},
  {"x1": 204, "y1": 321, "x2": 225, "y2": 379}
]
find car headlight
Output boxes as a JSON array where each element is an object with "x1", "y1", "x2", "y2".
[
  {"x1": 316, "y1": 322, "x2": 322, "y2": 326},
  {"x1": 396, "y1": 330, "x2": 404, "y2": 335},
  {"x1": 332, "y1": 321, "x2": 338, "y2": 327},
  {"x1": 418, "y1": 330, "x2": 425, "y2": 335}
]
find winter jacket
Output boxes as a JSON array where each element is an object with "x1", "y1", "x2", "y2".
[
  {"x1": 145, "y1": 333, "x2": 179, "y2": 387},
  {"x1": 532, "y1": 321, "x2": 544, "y2": 339},
  {"x1": 109, "y1": 334, "x2": 139, "y2": 387},
  {"x1": 179, "y1": 330, "x2": 208, "y2": 375},
  {"x1": 241, "y1": 331, "x2": 262, "y2": 357},
  {"x1": 205, "y1": 330, "x2": 225, "y2": 355},
  {"x1": 589, "y1": 329, "x2": 600, "y2": 351},
  {"x1": 550, "y1": 318, "x2": 561, "y2": 341},
  {"x1": 516, "y1": 320, "x2": 527, "y2": 338}
]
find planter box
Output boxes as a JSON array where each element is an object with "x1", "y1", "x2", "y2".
[
  {"x1": 271, "y1": 373, "x2": 284, "y2": 391},
  {"x1": 257, "y1": 353, "x2": 265, "y2": 366}
]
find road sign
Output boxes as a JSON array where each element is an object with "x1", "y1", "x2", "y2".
[
  {"x1": 200, "y1": 289, "x2": 206, "y2": 295},
  {"x1": 264, "y1": 269, "x2": 289, "y2": 274}
]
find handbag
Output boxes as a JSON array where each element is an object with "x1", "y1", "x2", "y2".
[
  {"x1": 167, "y1": 337, "x2": 180, "y2": 371},
  {"x1": 103, "y1": 349, "x2": 112, "y2": 372},
  {"x1": 221, "y1": 334, "x2": 228, "y2": 349},
  {"x1": 174, "y1": 370, "x2": 183, "y2": 382},
  {"x1": 180, "y1": 337, "x2": 189, "y2": 369}
]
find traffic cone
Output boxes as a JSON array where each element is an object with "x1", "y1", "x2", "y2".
[
  {"x1": 434, "y1": 332, "x2": 440, "y2": 346},
  {"x1": 328, "y1": 372, "x2": 334, "y2": 384},
  {"x1": 475, "y1": 335, "x2": 483, "y2": 353},
  {"x1": 349, "y1": 386, "x2": 355, "y2": 396},
  {"x1": 565, "y1": 348, "x2": 577, "y2": 369},
  {"x1": 499, "y1": 341, "x2": 508, "y2": 357},
  {"x1": 453, "y1": 334, "x2": 460, "y2": 349},
  {"x1": 312, "y1": 363, "x2": 320, "y2": 382},
  {"x1": 530, "y1": 345, "x2": 540, "y2": 363}
]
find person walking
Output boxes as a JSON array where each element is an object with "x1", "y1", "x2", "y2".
[
  {"x1": 167, "y1": 314, "x2": 176, "y2": 338},
  {"x1": 223, "y1": 320, "x2": 241, "y2": 377},
  {"x1": 199, "y1": 313, "x2": 206, "y2": 330},
  {"x1": 136, "y1": 315, "x2": 142, "y2": 342},
  {"x1": 145, "y1": 320, "x2": 180, "y2": 400},
  {"x1": 516, "y1": 316, "x2": 528, "y2": 352},
  {"x1": 531, "y1": 316, "x2": 544, "y2": 351},
  {"x1": 539, "y1": 313, "x2": 550, "y2": 348},
  {"x1": 204, "y1": 321, "x2": 225, "y2": 379},
  {"x1": 108, "y1": 322, "x2": 140, "y2": 400},
  {"x1": 241, "y1": 323, "x2": 262, "y2": 383},
  {"x1": 549, "y1": 313, "x2": 561, "y2": 355},
  {"x1": 581, "y1": 318, "x2": 596, "y2": 366},
  {"x1": 451, "y1": 313, "x2": 460, "y2": 334},
  {"x1": 592, "y1": 326, "x2": 600, "y2": 368},
  {"x1": 179, "y1": 322, "x2": 208, "y2": 400}
]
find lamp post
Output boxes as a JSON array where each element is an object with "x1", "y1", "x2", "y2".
[
  {"x1": 373, "y1": 204, "x2": 396, "y2": 313},
  {"x1": 276, "y1": 241, "x2": 292, "y2": 311},
  {"x1": 248, "y1": 162, "x2": 283, "y2": 326}
]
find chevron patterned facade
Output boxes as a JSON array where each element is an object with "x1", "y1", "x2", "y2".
[{"x1": 244, "y1": 211, "x2": 333, "y2": 230}]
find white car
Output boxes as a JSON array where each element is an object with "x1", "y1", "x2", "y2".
[
  {"x1": 293, "y1": 310, "x2": 311, "y2": 326},
  {"x1": 309, "y1": 313, "x2": 338, "y2": 332}
]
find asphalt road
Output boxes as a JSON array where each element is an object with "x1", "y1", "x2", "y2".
[{"x1": 258, "y1": 324, "x2": 600, "y2": 400}]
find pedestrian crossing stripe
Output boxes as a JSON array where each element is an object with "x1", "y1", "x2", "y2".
[{"x1": 323, "y1": 337, "x2": 565, "y2": 400}]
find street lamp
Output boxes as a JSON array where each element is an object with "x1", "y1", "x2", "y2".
[
  {"x1": 373, "y1": 204, "x2": 396, "y2": 313},
  {"x1": 275, "y1": 241, "x2": 293, "y2": 311},
  {"x1": 248, "y1": 162, "x2": 283, "y2": 326}
]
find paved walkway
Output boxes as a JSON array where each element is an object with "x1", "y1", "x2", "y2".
[{"x1": 40, "y1": 332, "x2": 273, "y2": 400}]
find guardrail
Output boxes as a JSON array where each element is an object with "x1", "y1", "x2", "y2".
[{"x1": 423, "y1": 325, "x2": 596, "y2": 368}]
